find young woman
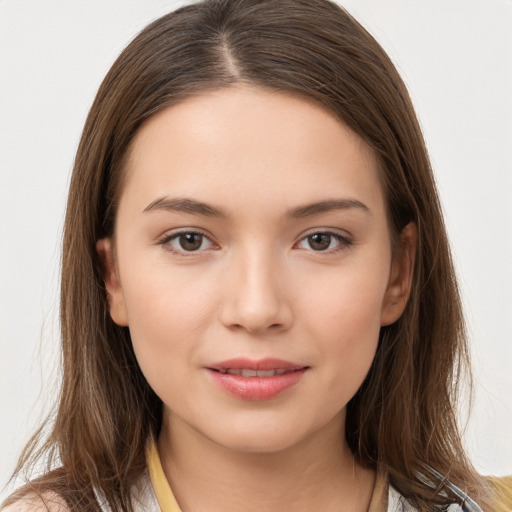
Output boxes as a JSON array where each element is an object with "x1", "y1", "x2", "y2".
[{"x1": 3, "y1": 0, "x2": 511, "y2": 510}]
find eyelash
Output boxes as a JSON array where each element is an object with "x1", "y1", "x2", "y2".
[{"x1": 157, "y1": 229, "x2": 352, "y2": 256}]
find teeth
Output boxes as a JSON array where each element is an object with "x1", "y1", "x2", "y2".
[
  {"x1": 222, "y1": 369, "x2": 291, "y2": 377},
  {"x1": 256, "y1": 370, "x2": 276, "y2": 377}
]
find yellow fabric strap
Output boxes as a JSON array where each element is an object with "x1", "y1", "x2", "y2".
[
  {"x1": 146, "y1": 441, "x2": 182, "y2": 512},
  {"x1": 488, "y1": 475, "x2": 512, "y2": 512},
  {"x1": 368, "y1": 469, "x2": 388, "y2": 512}
]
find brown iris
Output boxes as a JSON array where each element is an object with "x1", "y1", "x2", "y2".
[
  {"x1": 308, "y1": 233, "x2": 332, "y2": 251},
  {"x1": 179, "y1": 233, "x2": 203, "y2": 251}
]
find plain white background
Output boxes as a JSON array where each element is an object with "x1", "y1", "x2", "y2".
[{"x1": 1, "y1": 0, "x2": 511, "y2": 499}]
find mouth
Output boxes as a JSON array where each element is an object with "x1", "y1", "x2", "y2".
[
  {"x1": 213, "y1": 368, "x2": 295, "y2": 377},
  {"x1": 206, "y1": 358, "x2": 309, "y2": 400}
]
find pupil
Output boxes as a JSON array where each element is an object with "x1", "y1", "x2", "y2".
[
  {"x1": 309, "y1": 233, "x2": 330, "y2": 250},
  {"x1": 180, "y1": 233, "x2": 202, "y2": 251}
]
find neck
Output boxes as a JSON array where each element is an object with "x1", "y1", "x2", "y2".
[{"x1": 157, "y1": 413, "x2": 375, "y2": 512}]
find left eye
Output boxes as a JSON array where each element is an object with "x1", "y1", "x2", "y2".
[
  {"x1": 296, "y1": 232, "x2": 348, "y2": 252},
  {"x1": 163, "y1": 232, "x2": 214, "y2": 253}
]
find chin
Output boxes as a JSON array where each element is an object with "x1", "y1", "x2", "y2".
[{"x1": 201, "y1": 412, "x2": 326, "y2": 456}]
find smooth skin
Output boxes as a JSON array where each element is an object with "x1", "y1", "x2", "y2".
[{"x1": 97, "y1": 85, "x2": 416, "y2": 512}]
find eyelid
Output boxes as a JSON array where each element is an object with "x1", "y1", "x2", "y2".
[{"x1": 298, "y1": 227, "x2": 352, "y2": 239}]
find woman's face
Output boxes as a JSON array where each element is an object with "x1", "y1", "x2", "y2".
[{"x1": 99, "y1": 86, "x2": 414, "y2": 453}]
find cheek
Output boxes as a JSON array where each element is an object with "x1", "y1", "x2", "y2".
[
  {"x1": 119, "y1": 260, "x2": 217, "y2": 382},
  {"x1": 298, "y1": 261, "x2": 388, "y2": 387},
  {"x1": 301, "y1": 258, "x2": 388, "y2": 338}
]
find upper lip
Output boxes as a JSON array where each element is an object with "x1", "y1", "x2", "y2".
[{"x1": 207, "y1": 358, "x2": 308, "y2": 372}]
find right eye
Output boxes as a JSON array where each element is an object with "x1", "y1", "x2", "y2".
[
  {"x1": 159, "y1": 231, "x2": 215, "y2": 254},
  {"x1": 294, "y1": 230, "x2": 352, "y2": 254}
]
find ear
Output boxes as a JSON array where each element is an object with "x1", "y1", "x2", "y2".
[
  {"x1": 96, "y1": 238, "x2": 129, "y2": 326},
  {"x1": 380, "y1": 222, "x2": 417, "y2": 326}
]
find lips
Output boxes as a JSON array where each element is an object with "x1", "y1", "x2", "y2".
[{"x1": 206, "y1": 358, "x2": 309, "y2": 401}]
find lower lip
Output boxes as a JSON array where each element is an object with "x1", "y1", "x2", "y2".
[{"x1": 207, "y1": 369, "x2": 307, "y2": 401}]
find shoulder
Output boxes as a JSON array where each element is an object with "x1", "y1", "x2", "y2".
[{"x1": 2, "y1": 492, "x2": 70, "y2": 512}]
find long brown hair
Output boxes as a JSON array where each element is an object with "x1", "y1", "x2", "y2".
[{"x1": 5, "y1": 0, "x2": 491, "y2": 510}]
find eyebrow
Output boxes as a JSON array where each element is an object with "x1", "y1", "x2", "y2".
[
  {"x1": 289, "y1": 199, "x2": 370, "y2": 218},
  {"x1": 143, "y1": 196, "x2": 370, "y2": 218},
  {"x1": 143, "y1": 197, "x2": 228, "y2": 217}
]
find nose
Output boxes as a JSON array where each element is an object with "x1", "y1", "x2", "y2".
[{"x1": 219, "y1": 245, "x2": 293, "y2": 334}]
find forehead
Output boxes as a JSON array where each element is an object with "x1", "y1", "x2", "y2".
[{"x1": 120, "y1": 85, "x2": 385, "y2": 218}]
